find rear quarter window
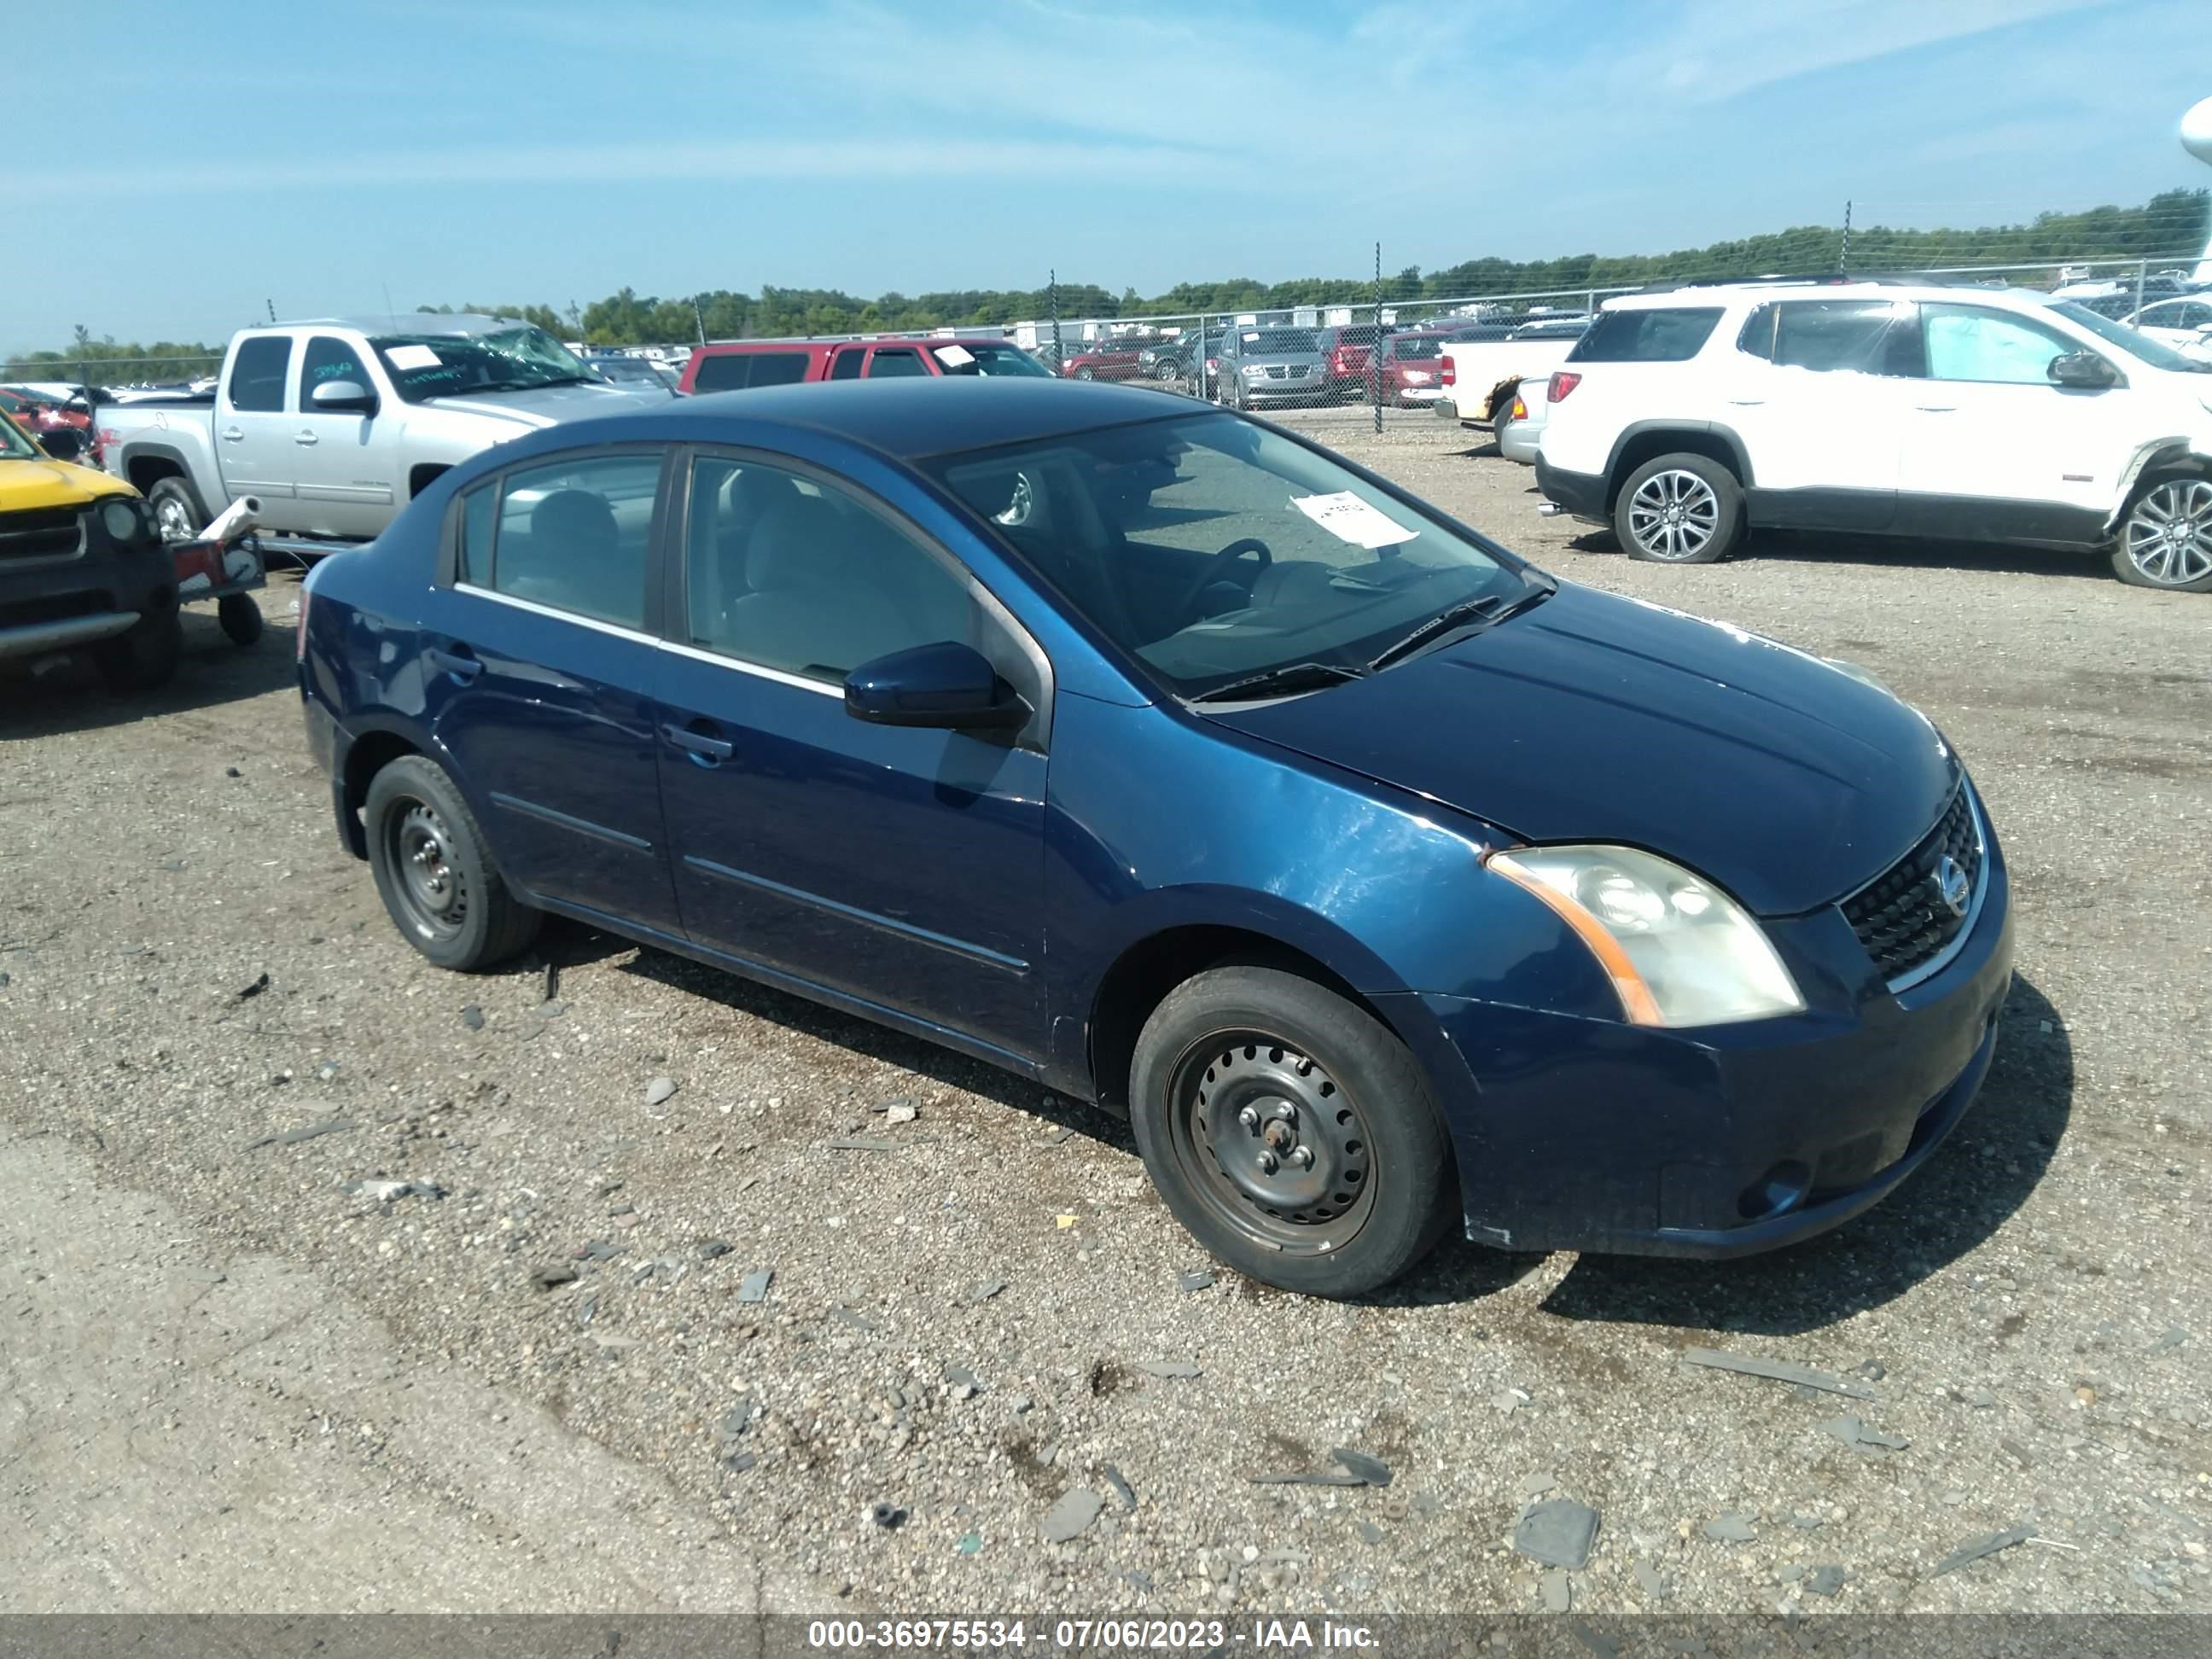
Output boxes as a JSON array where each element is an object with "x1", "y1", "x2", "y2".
[
  {"x1": 1569, "y1": 308, "x2": 1725, "y2": 363},
  {"x1": 690, "y1": 353, "x2": 753, "y2": 393}
]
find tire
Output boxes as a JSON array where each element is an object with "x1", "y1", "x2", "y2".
[
  {"x1": 364, "y1": 754, "x2": 541, "y2": 971},
  {"x1": 1155, "y1": 359, "x2": 1180, "y2": 381},
  {"x1": 1074, "y1": 366, "x2": 1095, "y2": 381},
  {"x1": 1615, "y1": 452, "x2": 1744, "y2": 564},
  {"x1": 1492, "y1": 408, "x2": 1516, "y2": 455},
  {"x1": 1128, "y1": 965, "x2": 1455, "y2": 1298},
  {"x1": 147, "y1": 477, "x2": 205, "y2": 545},
  {"x1": 217, "y1": 591, "x2": 264, "y2": 646},
  {"x1": 94, "y1": 602, "x2": 182, "y2": 692},
  {"x1": 2111, "y1": 473, "x2": 2212, "y2": 591}
]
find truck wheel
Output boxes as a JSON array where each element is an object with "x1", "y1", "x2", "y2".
[
  {"x1": 1615, "y1": 453, "x2": 1744, "y2": 564},
  {"x1": 147, "y1": 478, "x2": 205, "y2": 544},
  {"x1": 2111, "y1": 474, "x2": 2212, "y2": 591},
  {"x1": 95, "y1": 602, "x2": 183, "y2": 692},
  {"x1": 1128, "y1": 965, "x2": 1456, "y2": 1299},
  {"x1": 364, "y1": 755, "x2": 542, "y2": 971},
  {"x1": 218, "y1": 592, "x2": 265, "y2": 646}
]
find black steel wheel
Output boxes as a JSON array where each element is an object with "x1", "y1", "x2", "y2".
[
  {"x1": 364, "y1": 754, "x2": 540, "y2": 970},
  {"x1": 1129, "y1": 965, "x2": 1454, "y2": 1297},
  {"x1": 218, "y1": 591, "x2": 265, "y2": 645}
]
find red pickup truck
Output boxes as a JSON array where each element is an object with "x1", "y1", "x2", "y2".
[{"x1": 680, "y1": 337, "x2": 1051, "y2": 393}]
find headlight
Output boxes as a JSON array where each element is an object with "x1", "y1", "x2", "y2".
[
  {"x1": 1823, "y1": 655, "x2": 1892, "y2": 696},
  {"x1": 1486, "y1": 845, "x2": 1804, "y2": 1027},
  {"x1": 101, "y1": 498, "x2": 147, "y2": 544}
]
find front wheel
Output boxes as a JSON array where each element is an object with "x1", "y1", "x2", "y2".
[
  {"x1": 364, "y1": 754, "x2": 541, "y2": 971},
  {"x1": 95, "y1": 602, "x2": 182, "y2": 692},
  {"x1": 1129, "y1": 966, "x2": 1456, "y2": 1298},
  {"x1": 1074, "y1": 366, "x2": 1095, "y2": 381},
  {"x1": 147, "y1": 477, "x2": 205, "y2": 545},
  {"x1": 218, "y1": 591, "x2": 265, "y2": 645},
  {"x1": 1615, "y1": 453, "x2": 1744, "y2": 564},
  {"x1": 2112, "y1": 474, "x2": 2212, "y2": 591}
]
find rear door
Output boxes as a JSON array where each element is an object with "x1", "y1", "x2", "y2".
[
  {"x1": 216, "y1": 333, "x2": 299, "y2": 513},
  {"x1": 289, "y1": 334, "x2": 396, "y2": 538},
  {"x1": 420, "y1": 446, "x2": 683, "y2": 934},
  {"x1": 1726, "y1": 300, "x2": 1914, "y2": 530}
]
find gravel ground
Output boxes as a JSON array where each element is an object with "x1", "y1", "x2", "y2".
[{"x1": 2, "y1": 421, "x2": 2208, "y2": 1616}]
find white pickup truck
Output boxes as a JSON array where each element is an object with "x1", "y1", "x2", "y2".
[
  {"x1": 98, "y1": 313, "x2": 637, "y2": 553},
  {"x1": 1435, "y1": 317, "x2": 1590, "y2": 449}
]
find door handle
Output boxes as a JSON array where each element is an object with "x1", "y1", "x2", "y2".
[
  {"x1": 425, "y1": 645, "x2": 482, "y2": 684},
  {"x1": 1915, "y1": 405, "x2": 1957, "y2": 413},
  {"x1": 661, "y1": 720, "x2": 735, "y2": 765},
  {"x1": 220, "y1": 427, "x2": 244, "y2": 442},
  {"x1": 1726, "y1": 398, "x2": 1765, "y2": 406},
  {"x1": 294, "y1": 430, "x2": 319, "y2": 445}
]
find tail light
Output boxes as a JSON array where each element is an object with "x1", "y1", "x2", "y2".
[
  {"x1": 1549, "y1": 370, "x2": 1581, "y2": 403},
  {"x1": 1511, "y1": 395, "x2": 1528, "y2": 420},
  {"x1": 294, "y1": 584, "x2": 311, "y2": 662},
  {"x1": 1440, "y1": 358, "x2": 1456, "y2": 387}
]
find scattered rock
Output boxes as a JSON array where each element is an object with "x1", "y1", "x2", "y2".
[
  {"x1": 1178, "y1": 1270, "x2": 1215, "y2": 1294},
  {"x1": 531, "y1": 1265, "x2": 579, "y2": 1290},
  {"x1": 1522, "y1": 1473, "x2": 1557, "y2": 1499},
  {"x1": 1805, "y1": 1565, "x2": 1849, "y2": 1598},
  {"x1": 721, "y1": 1451, "x2": 757, "y2": 1475},
  {"x1": 346, "y1": 1178, "x2": 443, "y2": 1203},
  {"x1": 1039, "y1": 1488, "x2": 1104, "y2": 1544},
  {"x1": 1932, "y1": 1525, "x2": 2031, "y2": 1576},
  {"x1": 589, "y1": 1331, "x2": 637, "y2": 1351},
  {"x1": 883, "y1": 1102, "x2": 918, "y2": 1126},
  {"x1": 1491, "y1": 1388, "x2": 1529, "y2": 1414},
  {"x1": 957, "y1": 1531, "x2": 983, "y2": 1557},
  {"x1": 698, "y1": 1239, "x2": 732, "y2": 1260},
  {"x1": 1010, "y1": 1395, "x2": 1033, "y2": 1415},
  {"x1": 460, "y1": 1004, "x2": 484, "y2": 1031},
  {"x1": 1102, "y1": 1465, "x2": 1137, "y2": 1511},
  {"x1": 736, "y1": 1268, "x2": 773, "y2": 1303},
  {"x1": 1790, "y1": 1513, "x2": 1825, "y2": 1530},
  {"x1": 1633, "y1": 1561, "x2": 1668, "y2": 1599},
  {"x1": 828, "y1": 1137, "x2": 898, "y2": 1152},
  {"x1": 236, "y1": 973, "x2": 270, "y2": 1000},
  {"x1": 969, "y1": 1279, "x2": 1007, "y2": 1304},
  {"x1": 831, "y1": 1305, "x2": 882, "y2": 1333},
  {"x1": 943, "y1": 1365, "x2": 981, "y2": 1390},
  {"x1": 1253, "y1": 1466, "x2": 1365, "y2": 1487},
  {"x1": 1330, "y1": 1447, "x2": 1393, "y2": 1487},
  {"x1": 225, "y1": 765, "x2": 242, "y2": 778},
  {"x1": 1681, "y1": 1347, "x2": 1877, "y2": 1400},
  {"x1": 1703, "y1": 1512, "x2": 1757, "y2": 1544},
  {"x1": 245, "y1": 1117, "x2": 358, "y2": 1150},
  {"x1": 1821, "y1": 1415, "x2": 1910, "y2": 1451},
  {"x1": 873, "y1": 1094, "x2": 916, "y2": 1115},
  {"x1": 313, "y1": 1062, "x2": 341, "y2": 1083},
  {"x1": 1514, "y1": 1499, "x2": 1602, "y2": 1569},
  {"x1": 1138, "y1": 1360, "x2": 1202, "y2": 1379},
  {"x1": 1357, "y1": 1522, "x2": 1382, "y2": 1545},
  {"x1": 717, "y1": 1400, "x2": 756, "y2": 1451},
  {"x1": 574, "y1": 1239, "x2": 620, "y2": 1260},
  {"x1": 644, "y1": 1076, "x2": 678, "y2": 1107},
  {"x1": 1541, "y1": 1569, "x2": 1571, "y2": 1613},
  {"x1": 866, "y1": 1502, "x2": 906, "y2": 1530},
  {"x1": 2151, "y1": 1326, "x2": 2188, "y2": 1355}
]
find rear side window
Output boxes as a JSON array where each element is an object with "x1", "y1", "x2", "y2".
[
  {"x1": 1740, "y1": 301, "x2": 1918, "y2": 375},
  {"x1": 1569, "y1": 308, "x2": 1724, "y2": 363},
  {"x1": 867, "y1": 349, "x2": 926, "y2": 378},
  {"x1": 485, "y1": 451, "x2": 662, "y2": 629},
  {"x1": 690, "y1": 353, "x2": 753, "y2": 393},
  {"x1": 228, "y1": 336, "x2": 293, "y2": 411},
  {"x1": 457, "y1": 484, "x2": 496, "y2": 583},
  {"x1": 747, "y1": 352, "x2": 809, "y2": 387}
]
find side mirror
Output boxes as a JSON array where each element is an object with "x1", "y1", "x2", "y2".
[
  {"x1": 843, "y1": 641, "x2": 1029, "y2": 731},
  {"x1": 311, "y1": 379, "x2": 377, "y2": 413},
  {"x1": 2048, "y1": 352, "x2": 2118, "y2": 388},
  {"x1": 38, "y1": 428, "x2": 86, "y2": 462}
]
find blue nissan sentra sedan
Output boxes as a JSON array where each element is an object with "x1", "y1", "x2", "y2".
[{"x1": 297, "y1": 378, "x2": 2012, "y2": 1297}]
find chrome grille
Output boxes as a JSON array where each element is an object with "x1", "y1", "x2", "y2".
[{"x1": 1840, "y1": 787, "x2": 1983, "y2": 987}]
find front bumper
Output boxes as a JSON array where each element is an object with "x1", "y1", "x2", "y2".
[
  {"x1": 1534, "y1": 453, "x2": 1608, "y2": 521},
  {"x1": 0, "y1": 523, "x2": 174, "y2": 662},
  {"x1": 1385, "y1": 815, "x2": 2016, "y2": 1258},
  {"x1": 1240, "y1": 375, "x2": 1324, "y2": 404}
]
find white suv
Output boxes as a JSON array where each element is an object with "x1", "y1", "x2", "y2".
[{"x1": 1534, "y1": 277, "x2": 2212, "y2": 591}]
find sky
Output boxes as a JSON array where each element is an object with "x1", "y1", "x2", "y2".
[{"x1": 9, "y1": 0, "x2": 2210, "y2": 352}]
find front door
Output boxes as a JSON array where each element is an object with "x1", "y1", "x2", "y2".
[
  {"x1": 421, "y1": 447, "x2": 683, "y2": 935},
  {"x1": 288, "y1": 334, "x2": 398, "y2": 538},
  {"x1": 653, "y1": 451, "x2": 1049, "y2": 1062},
  {"x1": 1897, "y1": 302, "x2": 2139, "y2": 543},
  {"x1": 216, "y1": 334, "x2": 299, "y2": 512}
]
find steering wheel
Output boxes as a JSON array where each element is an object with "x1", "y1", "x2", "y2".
[{"x1": 1172, "y1": 537, "x2": 1273, "y2": 620}]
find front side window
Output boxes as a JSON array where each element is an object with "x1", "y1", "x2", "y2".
[
  {"x1": 1923, "y1": 305, "x2": 2086, "y2": 385},
  {"x1": 928, "y1": 411, "x2": 1536, "y2": 699},
  {"x1": 830, "y1": 347, "x2": 865, "y2": 380},
  {"x1": 483, "y1": 451, "x2": 662, "y2": 628},
  {"x1": 866, "y1": 349, "x2": 926, "y2": 378},
  {"x1": 300, "y1": 335, "x2": 372, "y2": 404},
  {"x1": 227, "y1": 335, "x2": 293, "y2": 412},
  {"x1": 1569, "y1": 307, "x2": 1724, "y2": 363},
  {"x1": 681, "y1": 455, "x2": 980, "y2": 682}
]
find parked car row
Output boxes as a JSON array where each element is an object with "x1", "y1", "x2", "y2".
[{"x1": 1531, "y1": 274, "x2": 2212, "y2": 591}]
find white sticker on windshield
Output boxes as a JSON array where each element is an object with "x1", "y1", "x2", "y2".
[
  {"x1": 1290, "y1": 491, "x2": 1418, "y2": 550},
  {"x1": 933, "y1": 343, "x2": 975, "y2": 367},
  {"x1": 385, "y1": 344, "x2": 442, "y2": 371},
  {"x1": 1242, "y1": 331, "x2": 1260, "y2": 342}
]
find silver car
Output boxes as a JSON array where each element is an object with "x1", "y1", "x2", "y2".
[
  {"x1": 1494, "y1": 374, "x2": 1548, "y2": 465},
  {"x1": 1212, "y1": 327, "x2": 1326, "y2": 409}
]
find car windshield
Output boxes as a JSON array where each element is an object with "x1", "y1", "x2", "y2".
[
  {"x1": 1244, "y1": 330, "x2": 1317, "y2": 354},
  {"x1": 0, "y1": 409, "x2": 40, "y2": 459},
  {"x1": 931, "y1": 342, "x2": 1052, "y2": 377},
  {"x1": 592, "y1": 358, "x2": 667, "y2": 384},
  {"x1": 2049, "y1": 300, "x2": 2212, "y2": 374},
  {"x1": 927, "y1": 411, "x2": 1540, "y2": 700},
  {"x1": 370, "y1": 324, "x2": 597, "y2": 401}
]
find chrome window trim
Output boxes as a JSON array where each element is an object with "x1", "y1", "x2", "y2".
[
  {"x1": 451, "y1": 581, "x2": 657, "y2": 645},
  {"x1": 655, "y1": 637, "x2": 842, "y2": 698}
]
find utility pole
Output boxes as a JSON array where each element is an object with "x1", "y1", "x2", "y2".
[
  {"x1": 693, "y1": 295, "x2": 707, "y2": 345},
  {"x1": 1050, "y1": 269, "x2": 1064, "y2": 376},
  {"x1": 1840, "y1": 200, "x2": 1853, "y2": 274}
]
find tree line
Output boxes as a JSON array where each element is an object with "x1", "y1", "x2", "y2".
[{"x1": 9, "y1": 190, "x2": 2205, "y2": 379}]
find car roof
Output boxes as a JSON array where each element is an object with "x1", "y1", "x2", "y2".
[
  {"x1": 617, "y1": 376, "x2": 1202, "y2": 461},
  {"x1": 1601, "y1": 280, "x2": 2060, "y2": 312},
  {"x1": 278, "y1": 312, "x2": 534, "y2": 336}
]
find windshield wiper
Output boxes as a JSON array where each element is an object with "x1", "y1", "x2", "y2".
[
  {"x1": 1187, "y1": 661, "x2": 1368, "y2": 704},
  {"x1": 1367, "y1": 580, "x2": 1554, "y2": 672}
]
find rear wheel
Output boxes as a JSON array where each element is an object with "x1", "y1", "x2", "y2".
[
  {"x1": 1615, "y1": 453, "x2": 1743, "y2": 564},
  {"x1": 1128, "y1": 966, "x2": 1455, "y2": 1298},
  {"x1": 2112, "y1": 474, "x2": 2212, "y2": 591},
  {"x1": 364, "y1": 755, "x2": 541, "y2": 971},
  {"x1": 1074, "y1": 365, "x2": 1095, "y2": 381},
  {"x1": 94, "y1": 602, "x2": 182, "y2": 692},
  {"x1": 217, "y1": 592, "x2": 264, "y2": 646}
]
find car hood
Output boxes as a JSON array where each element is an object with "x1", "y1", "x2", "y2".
[
  {"x1": 417, "y1": 381, "x2": 641, "y2": 430},
  {"x1": 0, "y1": 457, "x2": 136, "y2": 510},
  {"x1": 1208, "y1": 582, "x2": 1959, "y2": 917}
]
